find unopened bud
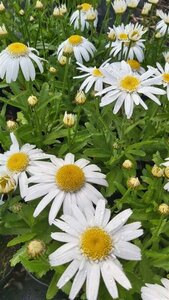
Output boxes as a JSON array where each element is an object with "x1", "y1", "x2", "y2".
[
  {"x1": 63, "y1": 112, "x2": 75, "y2": 127},
  {"x1": 158, "y1": 203, "x2": 169, "y2": 215},
  {"x1": 0, "y1": 1, "x2": 5, "y2": 12},
  {"x1": 30, "y1": 16, "x2": 34, "y2": 21},
  {"x1": 28, "y1": 95, "x2": 38, "y2": 106},
  {"x1": 27, "y1": 240, "x2": 46, "y2": 258},
  {"x1": 75, "y1": 91, "x2": 86, "y2": 104},
  {"x1": 151, "y1": 165, "x2": 164, "y2": 177},
  {"x1": 58, "y1": 55, "x2": 67, "y2": 65},
  {"x1": 9, "y1": 202, "x2": 22, "y2": 213},
  {"x1": 0, "y1": 24, "x2": 7, "y2": 36},
  {"x1": 0, "y1": 174, "x2": 16, "y2": 194},
  {"x1": 164, "y1": 167, "x2": 169, "y2": 179},
  {"x1": 63, "y1": 45, "x2": 73, "y2": 56},
  {"x1": 7, "y1": 120, "x2": 17, "y2": 131},
  {"x1": 49, "y1": 66, "x2": 57, "y2": 74},
  {"x1": 19, "y1": 9, "x2": 24, "y2": 15},
  {"x1": 122, "y1": 159, "x2": 133, "y2": 169},
  {"x1": 127, "y1": 177, "x2": 140, "y2": 188},
  {"x1": 35, "y1": 0, "x2": 43, "y2": 9},
  {"x1": 148, "y1": 0, "x2": 159, "y2": 3}
]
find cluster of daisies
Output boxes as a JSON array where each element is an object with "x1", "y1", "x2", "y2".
[{"x1": 0, "y1": 132, "x2": 169, "y2": 299}]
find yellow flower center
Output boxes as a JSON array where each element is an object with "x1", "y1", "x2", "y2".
[
  {"x1": 80, "y1": 227, "x2": 112, "y2": 260},
  {"x1": 120, "y1": 75, "x2": 140, "y2": 92},
  {"x1": 118, "y1": 33, "x2": 128, "y2": 40},
  {"x1": 7, "y1": 152, "x2": 29, "y2": 173},
  {"x1": 162, "y1": 73, "x2": 169, "y2": 83},
  {"x1": 80, "y1": 3, "x2": 92, "y2": 11},
  {"x1": 7, "y1": 42, "x2": 28, "y2": 56},
  {"x1": 68, "y1": 35, "x2": 83, "y2": 46},
  {"x1": 127, "y1": 59, "x2": 140, "y2": 71},
  {"x1": 92, "y1": 68, "x2": 103, "y2": 77},
  {"x1": 55, "y1": 164, "x2": 85, "y2": 192}
]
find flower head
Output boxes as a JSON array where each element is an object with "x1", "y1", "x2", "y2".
[
  {"x1": 27, "y1": 240, "x2": 46, "y2": 258},
  {"x1": 112, "y1": 0, "x2": 127, "y2": 14},
  {"x1": 25, "y1": 153, "x2": 107, "y2": 225},
  {"x1": 35, "y1": 0, "x2": 43, "y2": 9},
  {"x1": 151, "y1": 62, "x2": 169, "y2": 100},
  {"x1": 0, "y1": 133, "x2": 49, "y2": 198},
  {"x1": 156, "y1": 10, "x2": 169, "y2": 35},
  {"x1": 126, "y1": 0, "x2": 140, "y2": 8},
  {"x1": 74, "y1": 60, "x2": 111, "y2": 93},
  {"x1": 49, "y1": 200, "x2": 143, "y2": 300},
  {"x1": 0, "y1": 172, "x2": 16, "y2": 194},
  {"x1": 97, "y1": 61, "x2": 165, "y2": 119},
  {"x1": 70, "y1": 3, "x2": 98, "y2": 31},
  {"x1": 27, "y1": 95, "x2": 38, "y2": 106},
  {"x1": 0, "y1": 42, "x2": 44, "y2": 83},
  {"x1": 63, "y1": 112, "x2": 75, "y2": 127},
  {"x1": 56, "y1": 35, "x2": 96, "y2": 64},
  {"x1": 163, "y1": 51, "x2": 169, "y2": 63},
  {"x1": 141, "y1": 3, "x2": 152, "y2": 15},
  {"x1": 141, "y1": 278, "x2": 169, "y2": 300}
]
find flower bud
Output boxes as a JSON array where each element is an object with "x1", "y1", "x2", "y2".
[
  {"x1": 0, "y1": 174, "x2": 16, "y2": 193},
  {"x1": 0, "y1": 24, "x2": 7, "y2": 36},
  {"x1": 30, "y1": 16, "x2": 34, "y2": 21},
  {"x1": 155, "y1": 31, "x2": 163, "y2": 38},
  {"x1": 164, "y1": 167, "x2": 169, "y2": 179},
  {"x1": 9, "y1": 203, "x2": 22, "y2": 213},
  {"x1": 6, "y1": 120, "x2": 17, "y2": 131},
  {"x1": 27, "y1": 240, "x2": 46, "y2": 258},
  {"x1": 127, "y1": 177, "x2": 140, "y2": 188},
  {"x1": 163, "y1": 52, "x2": 169, "y2": 63},
  {"x1": 112, "y1": 0, "x2": 127, "y2": 14},
  {"x1": 63, "y1": 112, "x2": 75, "y2": 127},
  {"x1": 141, "y1": 3, "x2": 152, "y2": 15},
  {"x1": 27, "y1": 95, "x2": 38, "y2": 106},
  {"x1": 75, "y1": 91, "x2": 86, "y2": 104},
  {"x1": 158, "y1": 203, "x2": 169, "y2": 215},
  {"x1": 53, "y1": 7, "x2": 62, "y2": 17},
  {"x1": 122, "y1": 159, "x2": 133, "y2": 169},
  {"x1": 19, "y1": 9, "x2": 24, "y2": 16},
  {"x1": 49, "y1": 66, "x2": 57, "y2": 74},
  {"x1": 151, "y1": 164, "x2": 164, "y2": 177},
  {"x1": 58, "y1": 55, "x2": 67, "y2": 65},
  {"x1": 107, "y1": 29, "x2": 116, "y2": 41},
  {"x1": 63, "y1": 45, "x2": 73, "y2": 56},
  {"x1": 0, "y1": 1, "x2": 5, "y2": 12},
  {"x1": 85, "y1": 9, "x2": 97, "y2": 22},
  {"x1": 60, "y1": 4, "x2": 67, "y2": 14},
  {"x1": 35, "y1": 0, "x2": 43, "y2": 9},
  {"x1": 127, "y1": 0, "x2": 139, "y2": 8}
]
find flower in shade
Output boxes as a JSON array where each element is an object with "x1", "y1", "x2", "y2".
[
  {"x1": 74, "y1": 60, "x2": 111, "y2": 92},
  {"x1": 70, "y1": 3, "x2": 98, "y2": 31},
  {"x1": 97, "y1": 61, "x2": 166, "y2": 119},
  {"x1": 0, "y1": 133, "x2": 49, "y2": 198},
  {"x1": 0, "y1": 42, "x2": 44, "y2": 83},
  {"x1": 49, "y1": 200, "x2": 143, "y2": 300},
  {"x1": 156, "y1": 10, "x2": 169, "y2": 35},
  {"x1": 56, "y1": 35, "x2": 96, "y2": 63},
  {"x1": 24, "y1": 153, "x2": 107, "y2": 225},
  {"x1": 141, "y1": 278, "x2": 169, "y2": 300}
]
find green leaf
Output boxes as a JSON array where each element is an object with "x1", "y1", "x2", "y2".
[
  {"x1": 7, "y1": 232, "x2": 36, "y2": 247},
  {"x1": 46, "y1": 272, "x2": 58, "y2": 300},
  {"x1": 20, "y1": 256, "x2": 50, "y2": 277},
  {"x1": 10, "y1": 245, "x2": 27, "y2": 267},
  {"x1": 84, "y1": 148, "x2": 110, "y2": 158}
]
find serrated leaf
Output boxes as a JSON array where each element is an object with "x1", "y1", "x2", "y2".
[{"x1": 7, "y1": 232, "x2": 36, "y2": 247}]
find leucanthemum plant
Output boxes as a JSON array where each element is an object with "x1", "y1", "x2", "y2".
[{"x1": 0, "y1": 1, "x2": 169, "y2": 300}]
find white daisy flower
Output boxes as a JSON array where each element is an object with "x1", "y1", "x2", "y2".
[
  {"x1": 0, "y1": 42, "x2": 44, "y2": 83},
  {"x1": 24, "y1": 153, "x2": 108, "y2": 225},
  {"x1": 112, "y1": 0, "x2": 127, "y2": 14},
  {"x1": 70, "y1": 3, "x2": 98, "y2": 31},
  {"x1": 56, "y1": 35, "x2": 96, "y2": 63},
  {"x1": 0, "y1": 133, "x2": 49, "y2": 198},
  {"x1": 97, "y1": 61, "x2": 166, "y2": 119},
  {"x1": 49, "y1": 200, "x2": 143, "y2": 300},
  {"x1": 141, "y1": 278, "x2": 169, "y2": 300},
  {"x1": 126, "y1": 23, "x2": 147, "y2": 41},
  {"x1": 156, "y1": 10, "x2": 169, "y2": 36},
  {"x1": 151, "y1": 62, "x2": 169, "y2": 100},
  {"x1": 74, "y1": 60, "x2": 111, "y2": 92}
]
